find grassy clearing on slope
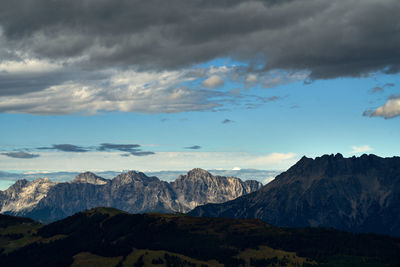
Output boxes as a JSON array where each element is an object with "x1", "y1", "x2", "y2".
[
  {"x1": 71, "y1": 252, "x2": 123, "y2": 267},
  {"x1": 122, "y1": 249, "x2": 223, "y2": 267},
  {"x1": 235, "y1": 245, "x2": 316, "y2": 267},
  {"x1": 0, "y1": 223, "x2": 41, "y2": 254}
]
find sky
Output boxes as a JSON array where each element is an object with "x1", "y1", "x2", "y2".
[{"x1": 0, "y1": 0, "x2": 400, "y2": 175}]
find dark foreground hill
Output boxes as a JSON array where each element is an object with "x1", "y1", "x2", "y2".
[
  {"x1": 1, "y1": 208, "x2": 400, "y2": 266},
  {"x1": 190, "y1": 154, "x2": 400, "y2": 237}
]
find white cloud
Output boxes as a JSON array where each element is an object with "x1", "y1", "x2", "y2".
[
  {"x1": 244, "y1": 152, "x2": 297, "y2": 166},
  {"x1": 263, "y1": 176, "x2": 276, "y2": 185},
  {"x1": 202, "y1": 75, "x2": 224, "y2": 88},
  {"x1": 0, "y1": 56, "x2": 306, "y2": 114},
  {"x1": 0, "y1": 151, "x2": 298, "y2": 172},
  {"x1": 0, "y1": 59, "x2": 61, "y2": 74},
  {"x1": 245, "y1": 74, "x2": 258, "y2": 83},
  {"x1": 0, "y1": 68, "x2": 221, "y2": 114},
  {"x1": 350, "y1": 145, "x2": 373, "y2": 154},
  {"x1": 370, "y1": 96, "x2": 400, "y2": 119}
]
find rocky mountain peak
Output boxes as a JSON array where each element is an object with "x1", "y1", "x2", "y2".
[
  {"x1": 7, "y1": 179, "x2": 29, "y2": 192},
  {"x1": 1, "y1": 168, "x2": 262, "y2": 222},
  {"x1": 185, "y1": 168, "x2": 212, "y2": 179},
  {"x1": 1, "y1": 178, "x2": 56, "y2": 213},
  {"x1": 190, "y1": 154, "x2": 400, "y2": 236},
  {"x1": 112, "y1": 171, "x2": 159, "y2": 185},
  {"x1": 72, "y1": 172, "x2": 109, "y2": 185}
]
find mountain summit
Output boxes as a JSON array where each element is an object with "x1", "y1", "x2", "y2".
[
  {"x1": 0, "y1": 168, "x2": 261, "y2": 222},
  {"x1": 190, "y1": 154, "x2": 400, "y2": 236}
]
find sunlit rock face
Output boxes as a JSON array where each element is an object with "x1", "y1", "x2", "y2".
[{"x1": 0, "y1": 169, "x2": 262, "y2": 222}]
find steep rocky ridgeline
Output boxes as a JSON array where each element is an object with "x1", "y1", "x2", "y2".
[
  {"x1": 171, "y1": 168, "x2": 262, "y2": 210},
  {"x1": 189, "y1": 154, "x2": 400, "y2": 236},
  {"x1": 0, "y1": 169, "x2": 262, "y2": 222}
]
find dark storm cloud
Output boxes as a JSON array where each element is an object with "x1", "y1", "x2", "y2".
[
  {"x1": 38, "y1": 144, "x2": 88, "y2": 152},
  {"x1": 184, "y1": 145, "x2": 202, "y2": 150},
  {"x1": 98, "y1": 143, "x2": 154, "y2": 156},
  {"x1": 1, "y1": 151, "x2": 40, "y2": 159},
  {"x1": 1, "y1": 0, "x2": 400, "y2": 80}
]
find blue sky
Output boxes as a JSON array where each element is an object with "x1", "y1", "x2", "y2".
[
  {"x1": 1, "y1": 69, "x2": 398, "y2": 172},
  {"x1": 0, "y1": 0, "x2": 400, "y2": 173}
]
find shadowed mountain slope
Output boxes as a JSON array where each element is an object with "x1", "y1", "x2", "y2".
[{"x1": 190, "y1": 154, "x2": 400, "y2": 236}]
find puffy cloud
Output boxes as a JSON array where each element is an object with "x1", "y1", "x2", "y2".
[
  {"x1": 245, "y1": 74, "x2": 258, "y2": 83},
  {"x1": 364, "y1": 96, "x2": 400, "y2": 119},
  {"x1": 202, "y1": 75, "x2": 224, "y2": 88}
]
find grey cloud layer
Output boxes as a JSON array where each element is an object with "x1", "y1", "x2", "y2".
[
  {"x1": 98, "y1": 143, "x2": 155, "y2": 156},
  {"x1": 1, "y1": 0, "x2": 400, "y2": 79},
  {"x1": 1, "y1": 0, "x2": 400, "y2": 116},
  {"x1": 38, "y1": 144, "x2": 88, "y2": 152},
  {"x1": 1, "y1": 151, "x2": 39, "y2": 159},
  {"x1": 222, "y1": 119, "x2": 234, "y2": 124},
  {"x1": 184, "y1": 145, "x2": 202, "y2": 150},
  {"x1": 36, "y1": 143, "x2": 155, "y2": 156}
]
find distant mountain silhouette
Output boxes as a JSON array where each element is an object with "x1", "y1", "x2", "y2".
[{"x1": 190, "y1": 154, "x2": 400, "y2": 236}]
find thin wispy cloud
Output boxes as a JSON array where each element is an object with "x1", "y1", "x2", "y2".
[
  {"x1": 370, "y1": 83, "x2": 396, "y2": 94},
  {"x1": 36, "y1": 143, "x2": 155, "y2": 156},
  {"x1": 184, "y1": 145, "x2": 202, "y2": 150},
  {"x1": 98, "y1": 143, "x2": 140, "y2": 152},
  {"x1": 38, "y1": 144, "x2": 88, "y2": 152},
  {"x1": 222, "y1": 119, "x2": 234, "y2": 124},
  {"x1": 1, "y1": 151, "x2": 40, "y2": 159},
  {"x1": 351, "y1": 145, "x2": 373, "y2": 154},
  {"x1": 98, "y1": 143, "x2": 154, "y2": 157}
]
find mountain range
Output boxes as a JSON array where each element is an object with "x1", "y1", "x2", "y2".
[
  {"x1": 190, "y1": 154, "x2": 400, "y2": 236},
  {"x1": 0, "y1": 168, "x2": 261, "y2": 222}
]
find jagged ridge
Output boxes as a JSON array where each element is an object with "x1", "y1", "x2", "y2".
[
  {"x1": 190, "y1": 154, "x2": 400, "y2": 237},
  {"x1": 0, "y1": 169, "x2": 262, "y2": 222}
]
